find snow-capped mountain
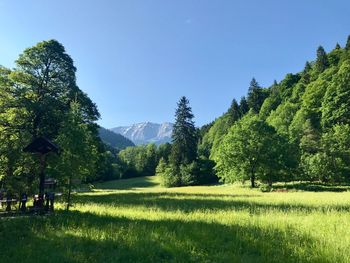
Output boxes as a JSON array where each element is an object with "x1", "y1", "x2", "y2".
[{"x1": 111, "y1": 122, "x2": 173, "y2": 145}]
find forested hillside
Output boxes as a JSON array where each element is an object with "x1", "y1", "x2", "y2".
[
  {"x1": 98, "y1": 127, "x2": 135, "y2": 150},
  {"x1": 200, "y1": 36, "x2": 350, "y2": 187}
]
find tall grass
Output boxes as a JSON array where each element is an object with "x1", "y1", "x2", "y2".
[{"x1": 1, "y1": 176, "x2": 350, "y2": 262}]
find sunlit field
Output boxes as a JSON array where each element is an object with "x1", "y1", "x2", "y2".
[{"x1": 1, "y1": 176, "x2": 350, "y2": 263}]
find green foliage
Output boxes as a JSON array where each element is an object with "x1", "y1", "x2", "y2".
[
  {"x1": 0, "y1": 40, "x2": 113, "y2": 197},
  {"x1": 157, "y1": 143, "x2": 172, "y2": 162},
  {"x1": 216, "y1": 114, "x2": 294, "y2": 187},
  {"x1": 199, "y1": 113, "x2": 235, "y2": 159},
  {"x1": 247, "y1": 78, "x2": 268, "y2": 113},
  {"x1": 302, "y1": 124, "x2": 350, "y2": 183},
  {"x1": 51, "y1": 101, "x2": 97, "y2": 210},
  {"x1": 170, "y1": 96, "x2": 198, "y2": 166},
  {"x1": 315, "y1": 46, "x2": 329, "y2": 73},
  {"x1": 119, "y1": 144, "x2": 158, "y2": 178},
  {"x1": 267, "y1": 101, "x2": 299, "y2": 136},
  {"x1": 346, "y1": 35, "x2": 350, "y2": 50},
  {"x1": 158, "y1": 157, "x2": 217, "y2": 187},
  {"x1": 98, "y1": 127, "x2": 134, "y2": 150},
  {"x1": 322, "y1": 60, "x2": 350, "y2": 128},
  {"x1": 239, "y1": 96, "x2": 249, "y2": 116}
]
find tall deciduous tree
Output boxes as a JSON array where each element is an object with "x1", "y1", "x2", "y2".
[
  {"x1": 53, "y1": 101, "x2": 97, "y2": 211},
  {"x1": 322, "y1": 61, "x2": 350, "y2": 128},
  {"x1": 10, "y1": 39, "x2": 99, "y2": 139},
  {"x1": 216, "y1": 114, "x2": 292, "y2": 187},
  {"x1": 170, "y1": 96, "x2": 197, "y2": 166}
]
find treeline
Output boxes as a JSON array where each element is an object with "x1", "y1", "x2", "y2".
[
  {"x1": 98, "y1": 127, "x2": 135, "y2": 150},
  {"x1": 0, "y1": 40, "x2": 117, "y2": 200},
  {"x1": 200, "y1": 36, "x2": 350, "y2": 188},
  {"x1": 3, "y1": 36, "x2": 350, "y2": 193},
  {"x1": 120, "y1": 36, "x2": 350, "y2": 188}
]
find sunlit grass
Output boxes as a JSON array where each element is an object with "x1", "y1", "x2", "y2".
[{"x1": 1, "y1": 176, "x2": 350, "y2": 262}]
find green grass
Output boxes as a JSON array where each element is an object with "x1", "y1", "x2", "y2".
[{"x1": 1, "y1": 176, "x2": 350, "y2": 262}]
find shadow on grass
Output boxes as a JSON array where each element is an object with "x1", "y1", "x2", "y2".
[
  {"x1": 273, "y1": 182, "x2": 350, "y2": 192},
  {"x1": 75, "y1": 191, "x2": 350, "y2": 214},
  {"x1": 0, "y1": 210, "x2": 333, "y2": 263},
  {"x1": 95, "y1": 176, "x2": 160, "y2": 190}
]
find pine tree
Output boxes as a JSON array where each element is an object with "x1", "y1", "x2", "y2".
[
  {"x1": 304, "y1": 61, "x2": 312, "y2": 72},
  {"x1": 271, "y1": 80, "x2": 279, "y2": 95},
  {"x1": 170, "y1": 96, "x2": 198, "y2": 166},
  {"x1": 315, "y1": 46, "x2": 329, "y2": 72},
  {"x1": 247, "y1": 78, "x2": 265, "y2": 113},
  {"x1": 239, "y1": 96, "x2": 249, "y2": 116},
  {"x1": 228, "y1": 99, "x2": 241, "y2": 123},
  {"x1": 335, "y1": 43, "x2": 341, "y2": 49},
  {"x1": 346, "y1": 35, "x2": 350, "y2": 50}
]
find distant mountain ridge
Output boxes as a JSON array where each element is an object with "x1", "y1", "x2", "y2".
[
  {"x1": 98, "y1": 127, "x2": 135, "y2": 150},
  {"x1": 111, "y1": 122, "x2": 173, "y2": 145}
]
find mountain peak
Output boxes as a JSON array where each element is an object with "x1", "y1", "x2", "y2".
[{"x1": 111, "y1": 122, "x2": 173, "y2": 145}]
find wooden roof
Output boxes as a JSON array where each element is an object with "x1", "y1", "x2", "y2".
[{"x1": 23, "y1": 137, "x2": 59, "y2": 154}]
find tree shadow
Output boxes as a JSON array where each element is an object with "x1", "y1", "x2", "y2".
[
  {"x1": 0, "y1": 210, "x2": 334, "y2": 263},
  {"x1": 273, "y1": 182, "x2": 350, "y2": 192},
  {"x1": 75, "y1": 191, "x2": 350, "y2": 214},
  {"x1": 95, "y1": 176, "x2": 159, "y2": 190}
]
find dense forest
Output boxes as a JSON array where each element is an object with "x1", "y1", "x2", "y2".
[
  {"x1": 154, "y1": 36, "x2": 350, "y2": 188},
  {"x1": 198, "y1": 36, "x2": 350, "y2": 188},
  {"x1": 1, "y1": 36, "x2": 350, "y2": 201}
]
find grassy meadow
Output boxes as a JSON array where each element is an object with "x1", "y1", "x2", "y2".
[{"x1": 1, "y1": 176, "x2": 350, "y2": 262}]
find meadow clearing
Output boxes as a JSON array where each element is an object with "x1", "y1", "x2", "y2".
[{"x1": 1, "y1": 176, "x2": 350, "y2": 263}]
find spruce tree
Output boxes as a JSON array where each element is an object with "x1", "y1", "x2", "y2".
[
  {"x1": 315, "y1": 46, "x2": 329, "y2": 72},
  {"x1": 228, "y1": 99, "x2": 241, "y2": 123},
  {"x1": 247, "y1": 78, "x2": 265, "y2": 113},
  {"x1": 346, "y1": 35, "x2": 350, "y2": 50},
  {"x1": 304, "y1": 61, "x2": 312, "y2": 72},
  {"x1": 170, "y1": 96, "x2": 198, "y2": 166},
  {"x1": 239, "y1": 96, "x2": 249, "y2": 116},
  {"x1": 335, "y1": 43, "x2": 341, "y2": 49}
]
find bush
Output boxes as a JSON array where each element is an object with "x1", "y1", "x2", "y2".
[
  {"x1": 160, "y1": 165, "x2": 181, "y2": 187},
  {"x1": 179, "y1": 163, "x2": 198, "y2": 186},
  {"x1": 260, "y1": 184, "x2": 273, "y2": 192},
  {"x1": 158, "y1": 158, "x2": 218, "y2": 188}
]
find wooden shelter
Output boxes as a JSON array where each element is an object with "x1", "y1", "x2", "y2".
[{"x1": 23, "y1": 137, "x2": 59, "y2": 207}]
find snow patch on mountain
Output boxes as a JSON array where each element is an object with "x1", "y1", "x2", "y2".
[{"x1": 111, "y1": 122, "x2": 173, "y2": 145}]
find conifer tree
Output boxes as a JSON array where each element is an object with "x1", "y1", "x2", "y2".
[
  {"x1": 239, "y1": 96, "x2": 249, "y2": 116},
  {"x1": 247, "y1": 78, "x2": 265, "y2": 113},
  {"x1": 170, "y1": 96, "x2": 198, "y2": 166},
  {"x1": 315, "y1": 46, "x2": 329, "y2": 72},
  {"x1": 346, "y1": 35, "x2": 350, "y2": 50},
  {"x1": 304, "y1": 61, "x2": 312, "y2": 72},
  {"x1": 228, "y1": 99, "x2": 241, "y2": 123},
  {"x1": 335, "y1": 43, "x2": 341, "y2": 49}
]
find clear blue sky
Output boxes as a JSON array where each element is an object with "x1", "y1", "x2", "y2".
[{"x1": 0, "y1": 1, "x2": 349, "y2": 128}]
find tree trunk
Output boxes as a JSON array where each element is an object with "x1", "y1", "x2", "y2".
[
  {"x1": 38, "y1": 154, "x2": 47, "y2": 208},
  {"x1": 66, "y1": 174, "x2": 73, "y2": 211},
  {"x1": 250, "y1": 173, "x2": 255, "y2": 188}
]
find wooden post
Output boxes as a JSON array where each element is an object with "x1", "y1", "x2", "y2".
[{"x1": 38, "y1": 153, "x2": 47, "y2": 207}]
